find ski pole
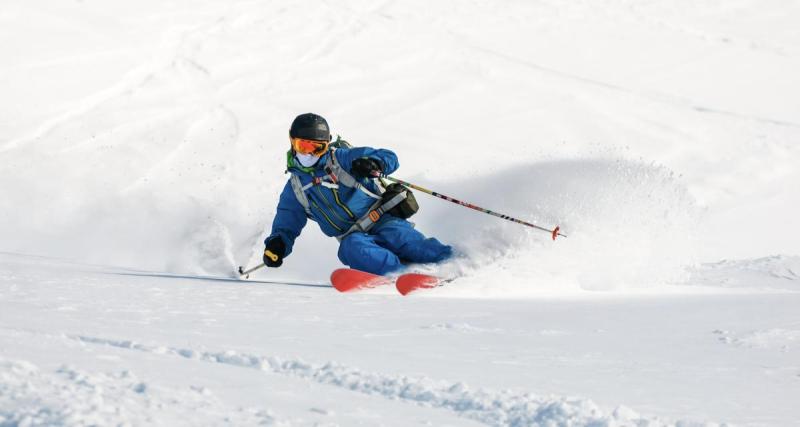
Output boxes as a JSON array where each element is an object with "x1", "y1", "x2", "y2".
[
  {"x1": 376, "y1": 174, "x2": 567, "y2": 240},
  {"x1": 238, "y1": 246, "x2": 282, "y2": 278},
  {"x1": 238, "y1": 263, "x2": 265, "y2": 279}
]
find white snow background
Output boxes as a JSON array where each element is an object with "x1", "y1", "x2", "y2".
[{"x1": 1, "y1": 0, "x2": 799, "y2": 425}]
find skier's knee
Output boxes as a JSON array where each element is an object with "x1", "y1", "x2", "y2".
[
  {"x1": 426, "y1": 239, "x2": 453, "y2": 262},
  {"x1": 403, "y1": 238, "x2": 452, "y2": 263},
  {"x1": 432, "y1": 241, "x2": 453, "y2": 262}
]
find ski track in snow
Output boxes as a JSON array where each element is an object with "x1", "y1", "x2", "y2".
[
  {"x1": 59, "y1": 333, "x2": 694, "y2": 427},
  {"x1": 465, "y1": 42, "x2": 800, "y2": 129},
  {"x1": 689, "y1": 255, "x2": 800, "y2": 290},
  {"x1": 713, "y1": 328, "x2": 800, "y2": 352}
]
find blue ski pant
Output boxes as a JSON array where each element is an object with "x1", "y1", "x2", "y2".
[{"x1": 337, "y1": 219, "x2": 452, "y2": 275}]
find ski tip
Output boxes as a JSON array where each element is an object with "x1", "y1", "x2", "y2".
[
  {"x1": 330, "y1": 268, "x2": 389, "y2": 292},
  {"x1": 330, "y1": 269, "x2": 347, "y2": 291},
  {"x1": 396, "y1": 273, "x2": 440, "y2": 296}
]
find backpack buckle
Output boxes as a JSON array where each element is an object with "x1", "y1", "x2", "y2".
[
  {"x1": 324, "y1": 166, "x2": 338, "y2": 184},
  {"x1": 368, "y1": 210, "x2": 381, "y2": 222}
]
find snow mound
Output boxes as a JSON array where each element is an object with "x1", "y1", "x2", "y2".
[
  {"x1": 689, "y1": 255, "x2": 800, "y2": 290},
  {"x1": 415, "y1": 157, "x2": 699, "y2": 294},
  {"x1": 0, "y1": 358, "x2": 284, "y2": 426}
]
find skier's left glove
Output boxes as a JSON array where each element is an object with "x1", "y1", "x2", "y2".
[
  {"x1": 263, "y1": 237, "x2": 286, "y2": 268},
  {"x1": 351, "y1": 157, "x2": 383, "y2": 179}
]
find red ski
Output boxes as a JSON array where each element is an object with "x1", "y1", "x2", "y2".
[
  {"x1": 395, "y1": 273, "x2": 442, "y2": 295},
  {"x1": 330, "y1": 268, "x2": 447, "y2": 295},
  {"x1": 330, "y1": 268, "x2": 393, "y2": 292}
]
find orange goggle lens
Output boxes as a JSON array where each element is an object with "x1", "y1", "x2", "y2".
[{"x1": 291, "y1": 137, "x2": 329, "y2": 155}]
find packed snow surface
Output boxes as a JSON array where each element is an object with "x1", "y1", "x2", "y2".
[{"x1": 2, "y1": 0, "x2": 799, "y2": 425}]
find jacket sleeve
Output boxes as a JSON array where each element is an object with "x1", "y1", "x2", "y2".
[
  {"x1": 264, "y1": 180, "x2": 308, "y2": 257},
  {"x1": 335, "y1": 146, "x2": 399, "y2": 176}
]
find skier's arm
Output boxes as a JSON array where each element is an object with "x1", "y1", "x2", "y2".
[
  {"x1": 265, "y1": 180, "x2": 308, "y2": 258},
  {"x1": 336, "y1": 147, "x2": 399, "y2": 176}
]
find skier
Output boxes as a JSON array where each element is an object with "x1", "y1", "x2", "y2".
[{"x1": 262, "y1": 113, "x2": 452, "y2": 275}]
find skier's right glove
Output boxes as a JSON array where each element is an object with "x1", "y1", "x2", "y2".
[
  {"x1": 351, "y1": 157, "x2": 383, "y2": 179},
  {"x1": 263, "y1": 237, "x2": 286, "y2": 268}
]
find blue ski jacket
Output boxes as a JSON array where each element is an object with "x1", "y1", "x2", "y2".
[{"x1": 265, "y1": 146, "x2": 399, "y2": 256}]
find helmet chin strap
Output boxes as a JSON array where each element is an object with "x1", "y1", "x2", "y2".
[{"x1": 295, "y1": 152, "x2": 321, "y2": 167}]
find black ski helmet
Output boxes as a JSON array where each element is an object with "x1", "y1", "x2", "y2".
[{"x1": 289, "y1": 113, "x2": 330, "y2": 141}]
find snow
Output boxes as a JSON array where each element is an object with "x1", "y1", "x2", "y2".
[{"x1": 2, "y1": 0, "x2": 800, "y2": 425}]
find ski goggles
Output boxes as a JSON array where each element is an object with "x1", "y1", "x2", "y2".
[{"x1": 290, "y1": 137, "x2": 329, "y2": 156}]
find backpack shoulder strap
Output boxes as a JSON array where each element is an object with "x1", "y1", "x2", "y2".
[
  {"x1": 289, "y1": 174, "x2": 312, "y2": 216},
  {"x1": 325, "y1": 149, "x2": 381, "y2": 199}
]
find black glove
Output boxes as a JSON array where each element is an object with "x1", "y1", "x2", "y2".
[
  {"x1": 263, "y1": 237, "x2": 286, "y2": 268},
  {"x1": 351, "y1": 157, "x2": 382, "y2": 179}
]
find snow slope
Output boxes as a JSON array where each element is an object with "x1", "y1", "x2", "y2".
[{"x1": 2, "y1": 0, "x2": 799, "y2": 425}]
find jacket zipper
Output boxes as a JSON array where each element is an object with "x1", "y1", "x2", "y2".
[
  {"x1": 309, "y1": 199, "x2": 343, "y2": 232},
  {"x1": 331, "y1": 188, "x2": 356, "y2": 219},
  {"x1": 314, "y1": 186, "x2": 350, "y2": 223}
]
